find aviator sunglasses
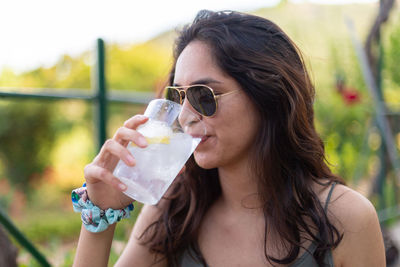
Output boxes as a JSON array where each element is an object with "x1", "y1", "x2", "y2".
[{"x1": 164, "y1": 84, "x2": 238, "y2": 117}]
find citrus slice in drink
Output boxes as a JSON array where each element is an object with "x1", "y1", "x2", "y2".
[{"x1": 130, "y1": 136, "x2": 170, "y2": 147}]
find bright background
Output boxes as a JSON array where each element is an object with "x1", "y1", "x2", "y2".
[{"x1": 1, "y1": 0, "x2": 377, "y2": 72}]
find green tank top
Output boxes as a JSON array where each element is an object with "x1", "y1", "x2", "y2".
[{"x1": 180, "y1": 182, "x2": 337, "y2": 267}]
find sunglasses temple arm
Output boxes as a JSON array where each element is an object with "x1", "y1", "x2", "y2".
[{"x1": 216, "y1": 90, "x2": 240, "y2": 99}]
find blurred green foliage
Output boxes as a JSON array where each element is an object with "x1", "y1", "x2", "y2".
[
  {"x1": 386, "y1": 15, "x2": 400, "y2": 87},
  {"x1": 107, "y1": 43, "x2": 171, "y2": 91},
  {"x1": 0, "y1": 101, "x2": 57, "y2": 193},
  {"x1": 0, "y1": 41, "x2": 170, "y2": 194},
  {"x1": 255, "y1": 2, "x2": 400, "y2": 184}
]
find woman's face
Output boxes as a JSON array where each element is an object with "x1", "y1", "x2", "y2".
[{"x1": 174, "y1": 41, "x2": 260, "y2": 169}]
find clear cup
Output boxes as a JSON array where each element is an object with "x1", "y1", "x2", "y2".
[{"x1": 113, "y1": 99, "x2": 205, "y2": 205}]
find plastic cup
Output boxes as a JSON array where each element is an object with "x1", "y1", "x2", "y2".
[{"x1": 113, "y1": 99, "x2": 205, "y2": 205}]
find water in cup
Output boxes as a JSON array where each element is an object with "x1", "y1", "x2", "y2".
[{"x1": 113, "y1": 99, "x2": 204, "y2": 205}]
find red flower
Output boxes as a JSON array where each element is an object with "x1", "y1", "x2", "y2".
[{"x1": 341, "y1": 89, "x2": 360, "y2": 105}]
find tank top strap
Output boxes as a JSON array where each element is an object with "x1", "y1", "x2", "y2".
[
  {"x1": 324, "y1": 181, "x2": 337, "y2": 212},
  {"x1": 298, "y1": 182, "x2": 337, "y2": 261},
  {"x1": 291, "y1": 182, "x2": 337, "y2": 266}
]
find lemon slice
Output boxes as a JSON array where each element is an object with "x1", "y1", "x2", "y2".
[
  {"x1": 146, "y1": 136, "x2": 170, "y2": 144},
  {"x1": 130, "y1": 136, "x2": 170, "y2": 147}
]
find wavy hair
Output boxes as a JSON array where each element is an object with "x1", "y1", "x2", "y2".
[{"x1": 142, "y1": 10, "x2": 344, "y2": 266}]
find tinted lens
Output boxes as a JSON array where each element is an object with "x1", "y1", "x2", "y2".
[
  {"x1": 165, "y1": 87, "x2": 181, "y2": 104},
  {"x1": 186, "y1": 85, "x2": 216, "y2": 116}
]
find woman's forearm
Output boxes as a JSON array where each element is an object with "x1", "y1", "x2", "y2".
[{"x1": 73, "y1": 224, "x2": 116, "y2": 267}]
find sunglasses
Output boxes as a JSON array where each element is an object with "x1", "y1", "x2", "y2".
[{"x1": 164, "y1": 84, "x2": 238, "y2": 117}]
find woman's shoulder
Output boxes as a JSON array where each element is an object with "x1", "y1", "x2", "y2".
[
  {"x1": 323, "y1": 183, "x2": 378, "y2": 229},
  {"x1": 313, "y1": 181, "x2": 376, "y2": 220},
  {"x1": 317, "y1": 182, "x2": 386, "y2": 267}
]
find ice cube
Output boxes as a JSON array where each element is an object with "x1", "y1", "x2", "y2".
[{"x1": 137, "y1": 120, "x2": 173, "y2": 138}]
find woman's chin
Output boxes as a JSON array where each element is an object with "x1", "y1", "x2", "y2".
[{"x1": 193, "y1": 152, "x2": 217, "y2": 169}]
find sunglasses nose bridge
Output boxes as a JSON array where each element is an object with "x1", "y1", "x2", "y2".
[{"x1": 179, "y1": 89, "x2": 186, "y2": 103}]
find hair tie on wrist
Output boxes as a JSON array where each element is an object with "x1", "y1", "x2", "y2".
[{"x1": 71, "y1": 184, "x2": 134, "y2": 233}]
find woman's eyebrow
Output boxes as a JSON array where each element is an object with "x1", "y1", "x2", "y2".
[{"x1": 173, "y1": 78, "x2": 222, "y2": 87}]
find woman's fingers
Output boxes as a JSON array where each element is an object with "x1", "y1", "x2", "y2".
[
  {"x1": 97, "y1": 125, "x2": 150, "y2": 166},
  {"x1": 113, "y1": 127, "x2": 148, "y2": 148},
  {"x1": 87, "y1": 115, "x2": 149, "y2": 181},
  {"x1": 100, "y1": 139, "x2": 136, "y2": 166},
  {"x1": 123, "y1": 115, "x2": 149, "y2": 129},
  {"x1": 84, "y1": 164, "x2": 127, "y2": 192}
]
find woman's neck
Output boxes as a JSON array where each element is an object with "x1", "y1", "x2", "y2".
[{"x1": 217, "y1": 161, "x2": 261, "y2": 213}]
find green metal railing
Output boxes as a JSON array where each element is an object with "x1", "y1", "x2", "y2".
[
  {"x1": 0, "y1": 208, "x2": 50, "y2": 267},
  {"x1": 0, "y1": 39, "x2": 154, "y2": 150},
  {"x1": 0, "y1": 38, "x2": 154, "y2": 266}
]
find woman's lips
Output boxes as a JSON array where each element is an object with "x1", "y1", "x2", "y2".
[{"x1": 200, "y1": 135, "x2": 210, "y2": 144}]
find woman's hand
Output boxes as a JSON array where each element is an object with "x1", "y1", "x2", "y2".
[{"x1": 83, "y1": 115, "x2": 149, "y2": 210}]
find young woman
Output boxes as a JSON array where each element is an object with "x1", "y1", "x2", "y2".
[{"x1": 73, "y1": 10, "x2": 385, "y2": 267}]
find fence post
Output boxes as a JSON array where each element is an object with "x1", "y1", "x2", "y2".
[{"x1": 95, "y1": 38, "x2": 107, "y2": 152}]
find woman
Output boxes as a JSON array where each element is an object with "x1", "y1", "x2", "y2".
[{"x1": 73, "y1": 10, "x2": 385, "y2": 266}]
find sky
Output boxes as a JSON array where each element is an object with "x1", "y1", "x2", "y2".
[{"x1": 0, "y1": 0, "x2": 378, "y2": 73}]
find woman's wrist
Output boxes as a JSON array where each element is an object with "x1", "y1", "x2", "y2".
[
  {"x1": 85, "y1": 184, "x2": 111, "y2": 210},
  {"x1": 71, "y1": 184, "x2": 134, "y2": 233}
]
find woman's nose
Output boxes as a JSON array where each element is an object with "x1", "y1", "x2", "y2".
[
  {"x1": 179, "y1": 99, "x2": 192, "y2": 125},
  {"x1": 181, "y1": 97, "x2": 190, "y2": 110},
  {"x1": 178, "y1": 98, "x2": 203, "y2": 132}
]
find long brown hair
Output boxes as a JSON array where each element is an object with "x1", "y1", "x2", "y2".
[{"x1": 142, "y1": 10, "x2": 344, "y2": 266}]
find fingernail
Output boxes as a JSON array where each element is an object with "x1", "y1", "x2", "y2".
[
  {"x1": 126, "y1": 154, "x2": 135, "y2": 165},
  {"x1": 138, "y1": 136, "x2": 148, "y2": 146},
  {"x1": 118, "y1": 183, "x2": 127, "y2": 191}
]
